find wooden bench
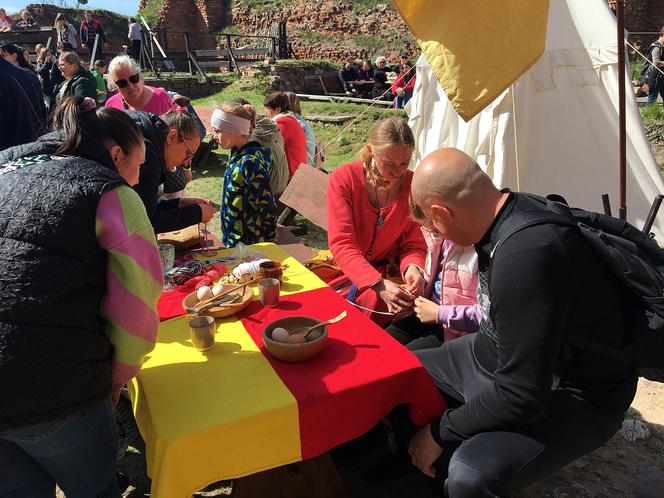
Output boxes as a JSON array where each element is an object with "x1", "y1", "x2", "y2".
[
  {"x1": 0, "y1": 27, "x2": 56, "y2": 61},
  {"x1": 192, "y1": 46, "x2": 272, "y2": 72}
]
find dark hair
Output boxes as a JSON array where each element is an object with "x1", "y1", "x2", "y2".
[
  {"x1": 61, "y1": 42, "x2": 74, "y2": 52},
  {"x1": 93, "y1": 59, "x2": 106, "y2": 68},
  {"x1": 54, "y1": 13, "x2": 66, "y2": 25},
  {"x1": 51, "y1": 96, "x2": 143, "y2": 168},
  {"x1": 231, "y1": 97, "x2": 250, "y2": 106},
  {"x1": 263, "y1": 92, "x2": 290, "y2": 113},
  {"x1": 128, "y1": 17, "x2": 136, "y2": 24},
  {"x1": 2, "y1": 44, "x2": 34, "y2": 72},
  {"x1": 283, "y1": 91, "x2": 301, "y2": 115},
  {"x1": 160, "y1": 98, "x2": 198, "y2": 138}
]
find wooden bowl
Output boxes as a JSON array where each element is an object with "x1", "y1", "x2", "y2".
[
  {"x1": 262, "y1": 316, "x2": 328, "y2": 363},
  {"x1": 182, "y1": 284, "x2": 253, "y2": 319}
]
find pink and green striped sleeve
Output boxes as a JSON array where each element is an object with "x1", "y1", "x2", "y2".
[{"x1": 96, "y1": 185, "x2": 163, "y2": 389}]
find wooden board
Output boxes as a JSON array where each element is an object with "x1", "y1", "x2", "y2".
[{"x1": 278, "y1": 164, "x2": 329, "y2": 231}]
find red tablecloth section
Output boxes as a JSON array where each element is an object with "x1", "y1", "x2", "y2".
[{"x1": 238, "y1": 286, "x2": 447, "y2": 460}]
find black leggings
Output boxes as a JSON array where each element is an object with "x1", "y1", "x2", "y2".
[
  {"x1": 396, "y1": 335, "x2": 626, "y2": 497},
  {"x1": 384, "y1": 313, "x2": 443, "y2": 350}
]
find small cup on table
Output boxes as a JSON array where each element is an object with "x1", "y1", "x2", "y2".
[
  {"x1": 189, "y1": 315, "x2": 216, "y2": 352},
  {"x1": 259, "y1": 278, "x2": 280, "y2": 308}
]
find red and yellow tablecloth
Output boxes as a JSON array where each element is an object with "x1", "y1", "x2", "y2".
[{"x1": 130, "y1": 243, "x2": 446, "y2": 498}]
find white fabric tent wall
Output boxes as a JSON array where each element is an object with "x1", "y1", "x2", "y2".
[{"x1": 407, "y1": 0, "x2": 664, "y2": 237}]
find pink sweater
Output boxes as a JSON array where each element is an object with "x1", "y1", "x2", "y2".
[{"x1": 105, "y1": 85, "x2": 175, "y2": 115}]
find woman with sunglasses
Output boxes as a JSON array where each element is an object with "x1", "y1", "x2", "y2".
[
  {"x1": 105, "y1": 55, "x2": 174, "y2": 115},
  {"x1": 127, "y1": 106, "x2": 216, "y2": 233},
  {"x1": 326, "y1": 117, "x2": 427, "y2": 326},
  {"x1": 0, "y1": 96, "x2": 161, "y2": 497}
]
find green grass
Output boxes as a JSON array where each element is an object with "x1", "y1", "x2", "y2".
[
  {"x1": 193, "y1": 79, "x2": 405, "y2": 170},
  {"x1": 631, "y1": 59, "x2": 646, "y2": 82},
  {"x1": 640, "y1": 103, "x2": 664, "y2": 120},
  {"x1": 139, "y1": 0, "x2": 163, "y2": 28}
]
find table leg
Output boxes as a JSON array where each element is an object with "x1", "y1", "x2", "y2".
[{"x1": 231, "y1": 453, "x2": 347, "y2": 498}]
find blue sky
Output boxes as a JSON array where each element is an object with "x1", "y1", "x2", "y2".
[{"x1": 6, "y1": 1, "x2": 138, "y2": 16}]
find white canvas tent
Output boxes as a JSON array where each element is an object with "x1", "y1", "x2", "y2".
[{"x1": 407, "y1": 0, "x2": 664, "y2": 238}]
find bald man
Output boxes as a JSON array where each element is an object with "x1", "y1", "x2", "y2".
[{"x1": 405, "y1": 148, "x2": 637, "y2": 496}]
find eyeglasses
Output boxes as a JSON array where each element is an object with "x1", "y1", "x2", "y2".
[
  {"x1": 114, "y1": 73, "x2": 140, "y2": 88},
  {"x1": 179, "y1": 134, "x2": 196, "y2": 162}
]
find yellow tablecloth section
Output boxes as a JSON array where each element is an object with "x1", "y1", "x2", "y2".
[
  {"x1": 192, "y1": 242, "x2": 326, "y2": 298},
  {"x1": 130, "y1": 244, "x2": 326, "y2": 497}
]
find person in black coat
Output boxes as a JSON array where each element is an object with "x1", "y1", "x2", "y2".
[
  {"x1": 127, "y1": 110, "x2": 216, "y2": 233},
  {"x1": 52, "y1": 51, "x2": 97, "y2": 107},
  {"x1": 338, "y1": 59, "x2": 359, "y2": 95},
  {"x1": 0, "y1": 55, "x2": 45, "y2": 150}
]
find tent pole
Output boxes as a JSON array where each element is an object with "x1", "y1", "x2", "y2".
[{"x1": 617, "y1": 0, "x2": 627, "y2": 220}]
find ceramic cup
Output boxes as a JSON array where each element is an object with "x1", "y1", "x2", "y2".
[
  {"x1": 189, "y1": 315, "x2": 216, "y2": 352},
  {"x1": 259, "y1": 260, "x2": 283, "y2": 281},
  {"x1": 259, "y1": 278, "x2": 280, "y2": 308}
]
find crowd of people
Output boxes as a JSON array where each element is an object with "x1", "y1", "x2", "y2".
[
  {"x1": 338, "y1": 51, "x2": 417, "y2": 108},
  {"x1": 0, "y1": 13, "x2": 649, "y2": 498}
]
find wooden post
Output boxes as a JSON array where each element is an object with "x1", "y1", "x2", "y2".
[
  {"x1": 226, "y1": 33, "x2": 233, "y2": 72},
  {"x1": 617, "y1": 0, "x2": 627, "y2": 220},
  {"x1": 88, "y1": 33, "x2": 100, "y2": 71},
  {"x1": 184, "y1": 32, "x2": 193, "y2": 75}
]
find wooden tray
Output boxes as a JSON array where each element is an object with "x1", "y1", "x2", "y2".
[{"x1": 181, "y1": 284, "x2": 254, "y2": 319}]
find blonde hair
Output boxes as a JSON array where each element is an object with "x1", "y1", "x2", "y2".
[
  {"x1": 359, "y1": 117, "x2": 414, "y2": 186},
  {"x1": 219, "y1": 102, "x2": 257, "y2": 135},
  {"x1": 59, "y1": 51, "x2": 81, "y2": 67}
]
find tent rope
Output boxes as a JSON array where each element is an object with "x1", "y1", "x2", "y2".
[
  {"x1": 510, "y1": 83, "x2": 521, "y2": 191},
  {"x1": 626, "y1": 41, "x2": 664, "y2": 80},
  {"x1": 313, "y1": 65, "x2": 417, "y2": 163}
]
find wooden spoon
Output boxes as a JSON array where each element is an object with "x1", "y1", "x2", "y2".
[
  {"x1": 195, "y1": 277, "x2": 259, "y2": 309},
  {"x1": 290, "y1": 310, "x2": 348, "y2": 340}
]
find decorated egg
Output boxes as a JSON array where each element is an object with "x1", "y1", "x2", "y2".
[
  {"x1": 206, "y1": 270, "x2": 220, "y2": 280},
  {"x1": 286, "y1": 333, "x2": 306, "y2": 344},
  {"x1": 211, "y1": 284, "x2": 225, "y2": 296},
  {"x1": 197, "y1": 286, "x2": 212, "y2": 301},
  {"x1": 271, "y1": 327, "x2": 290, "y2": 343}
]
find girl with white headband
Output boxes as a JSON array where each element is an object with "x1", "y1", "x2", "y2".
[{"x1": 211, "y1": 103, "x2": 276, "y2": 248}]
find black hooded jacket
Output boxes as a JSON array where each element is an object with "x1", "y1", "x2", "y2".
[{"x1": 126, "y1": 111, "x2": 202, "y2": 233}]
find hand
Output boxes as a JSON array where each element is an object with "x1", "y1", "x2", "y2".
[
  {"x1": 373, "y1": 279, "x2": 416, "y2": 314},
  {"x1": 179, "y1": 197, "x2": 212, "y2": 207},
  {"x1": 198, "y1": 203, "x2": 216, "y2": 223},
  {"x1": 414, "y1": 296, "x2": 439, "y2": 324},
  {"x1": 396, "y1": 88, "x2": 404, "y2": 96},
  {"x1": 183, "y1": 168, "x2": 193, "y2": 183},
  {"x1": 111, "y1": 386, "x2": 122, "y2": 408},
  {"x1": 408, "y1": 424, "x2": 443, "y2": 478},
  {"x1": 403, "y1": 265, "x2": 425, "y2": 296},
  {"x1": 81, "y1": 43, "x2": 86, "y2": 48}
]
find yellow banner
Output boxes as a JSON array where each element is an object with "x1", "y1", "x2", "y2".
[{"x1": 394, "y1": 0, "x2": 549, "y2": 121}]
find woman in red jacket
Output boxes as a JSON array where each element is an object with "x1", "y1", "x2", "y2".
[
  {"x1": 263, "y1": 92, "x2": 307, "y2": 179},
  {"x1": 390, "y1": 60, "x2": 416, "y2": 109},
  {"x1": 326, "y1": 117, "x2": 426, "y2": 326}
]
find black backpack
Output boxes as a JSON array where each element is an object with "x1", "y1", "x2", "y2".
[
  {"x1": 491, "y1": 193, "x2": 664, "y2": 382},
  {"x1": 640, "y1": 41, "x2": 663, "y2": 85}
]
